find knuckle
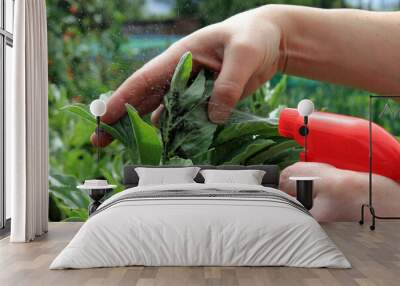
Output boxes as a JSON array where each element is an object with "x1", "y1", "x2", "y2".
[
  {"x1": 169, "y1": 37, "x2": 191, "y2": 55},
  {"x1": 232, "y1": 38, "x2": 260, "y2": 55},
  {"x1": 137, "y1": 70, "x2": 151, "y2": 89},
  {"x1": 214, "y1": 81, "x2": 242, "y2": 106}
]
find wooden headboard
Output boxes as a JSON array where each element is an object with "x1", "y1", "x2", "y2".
[{"x1": 123, "y1": 165, "x2": 280, "y2": 189}]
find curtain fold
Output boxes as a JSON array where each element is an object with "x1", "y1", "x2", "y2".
[{"x1": 8, "y1": 0, "x2": 49, "y2": 242}]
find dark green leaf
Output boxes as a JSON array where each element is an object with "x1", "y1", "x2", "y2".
[
  {"x1": 181, "y1": 70, "x2": 206, "y2": 110},
  {"x1": 165, "y1": 157, "x2": 194, "y2": 166},
  {"x1": 214, "y1": 121, "x2": 278, "y2": 146},
  {"x1": 211, "y1": 136, "x2": 255, "y2": 165},
  {"x1": 175, "y1": 108, "x2": 217, "y2": 158},
  {"x1": 248, "y1": 140, "x2": 299, "y2": 165},
  {"x1": 224, "y1": 139, "x2": 275, "y2": 165},
  {"x1": 160, "y1": 53, "x2": 217, "y2": 163}
]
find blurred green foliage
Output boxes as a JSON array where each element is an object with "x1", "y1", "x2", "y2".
[
  {"x1": 47, "y1": 0, "x2": 142, "y2": 221},
  {"x1": 48, "y1": 84, "x2": 126, "y2": 221},
  {"x1": 47, "y1": 0, "x2": 145, "y2": 102},
  {"x1": 175, "y1": 0, "x2": 347, "y2": 24}
]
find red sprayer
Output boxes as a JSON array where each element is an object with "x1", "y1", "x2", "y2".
[{"x1": 278, "y1": 108, "x2": 400, "y2": 181}]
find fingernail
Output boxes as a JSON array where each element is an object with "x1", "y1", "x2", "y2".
[{"x1": 208, "y1": 100, "x2": 230, "y2": 124}]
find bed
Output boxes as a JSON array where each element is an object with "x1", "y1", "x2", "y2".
[{"x1": 50, "y1": 165, "x2": 350, "y2": 269}]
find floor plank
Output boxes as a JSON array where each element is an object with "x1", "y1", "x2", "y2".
[{"x1": 0, "y1": 222, "x2": 399, "y2": 286}]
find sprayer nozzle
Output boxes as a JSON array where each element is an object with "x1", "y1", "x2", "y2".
[{"x1": 278, "y1": 108, "x2": 301, "y2": 139}]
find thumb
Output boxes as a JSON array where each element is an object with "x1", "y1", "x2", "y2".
[
  {"x1": 151, "y1": 104, "x2": 165, "y2": 127},
  {"x1": 208, "y1": 42, "x2": 257, "y2": 123}
]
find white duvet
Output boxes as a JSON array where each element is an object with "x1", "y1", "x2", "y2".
[{"x1": 50, "y1": 183, "x2": 350, "y2": 269}]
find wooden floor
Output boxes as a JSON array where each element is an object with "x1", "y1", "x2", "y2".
[{"x1": 0, "y1": 222, "x2": 399, "y2": 286}]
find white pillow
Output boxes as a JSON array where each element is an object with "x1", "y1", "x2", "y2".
[
  {"x1": 200, "y1": 169, "x2": 266, "y2": 185},
  {"x1": 135, "y1": 167, "x2": 200, "y2": 186}
]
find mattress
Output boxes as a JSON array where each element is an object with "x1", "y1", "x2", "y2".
[{"x1": 50, "y1": 183, "x2": 350, "y2": 269}]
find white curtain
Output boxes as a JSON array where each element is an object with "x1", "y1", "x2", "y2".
[{"x1": 7, "y1": 0, "x2": 49, "y2": 242}]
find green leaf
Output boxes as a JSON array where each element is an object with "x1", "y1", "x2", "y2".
[
  {"x1": 101, "y1": 168, "x2": 124, "y2": 194},
  {"x1": 278, "y1": 152, "x2": 302, "y2": 169},
  {"x1": 170, "y1": 51, "x2": 192, "y2": 94},
  {"x1": 174, "y1": 107, "x2": 217, "y2": 158},
  {"x1": 69, "y1": 120, "x2": 94, "y2": 147},
  {"x1": 110, "y1": 152, "x2": 124, "y2": 182},
  {"x1": 111, "y1": 114, "x2": 139, "y2": 161},
  {"x1": 125, "y1": 104, "x2": 162, "y2": 165},
  {"x1": 160, "y1": 53, "x2": 217, "y2": 163},
  {"x1": 269, "y1": 105, "x2": 286, "y2": 120},
  {"x1": 181, "y1": 70, "x2": 206, "y2": 110},
  {"x1": 224, "y1": 139, "x2": 275, "y2": 165},
  {"x1": 264, "y1": 141, "x2": 300, "y2": 162},
  {"x1": 268, "y1": 75, "x2": 287, "y2": 110},
  {"x1": 63, "y1": 149, "x2": 97, "y2": 179},
  {"x1": 211, "y1": 136, "x2": 255, "y2": 165},
  {"x1": 49, "y1": 172, "x2": 89, "y2": 222},
  {"x1": 266, "y1": 146, "x2": 302, "y2": 167},
  {"x1": 214, "y1": 121, "x2": 278, "y2": 146},
  {"x1": 49, "y1": 173, "x2": 90, "y2": 209},
  {"x1": 165, "y1": 157, "x2": 193, "y2": 166},
  {"x1": 63, "y1": 103, "x2": 142, "y2": 164},
  {"x1": 62, "y1": 104, "x2": 126, "y2": 144},
  {"x1": 247, "y1": 140, "x2": 299, "y2": 165},
  {"x1": 49, "y1": 172, "x2": 78, "y2": 188}
]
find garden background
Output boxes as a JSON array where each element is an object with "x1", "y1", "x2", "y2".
[{"x1": 47, "y1": 0, "x2": 400, "y2": 221}]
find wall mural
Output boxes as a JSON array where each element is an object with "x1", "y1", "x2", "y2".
[{"x1": 47, "y1": 1, "x2": 400, "y2": 224}]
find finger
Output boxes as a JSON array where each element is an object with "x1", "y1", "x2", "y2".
[
  {"x1": 93, "y1": 41, "x2": 215, "y2": 147},
  {"x1": 101, "y1": 49, "x2": 184, "y2": 125},
  {"x1": 208, "y1": 42, "x2": 259, "y2": 123},
  {"x1": 91, "y1": 53, "x2": 178, "y2": 147},
  {"x1": 92, "y1": 90, "x2": 165, "y2": 147},
  {"x1": 93, "y1": 25, "x2": 225, "y2": 147},
  {"x1": 90, "y1": 131, "x2": 113, "y2": 148},
  {"x1": 151, "y1": 104, "x2": 165, "y2": 127},
  {"x1": 101, "y1": 28, "x2": 223, "y2": 126},
  {"x1": 242, "y1": 70, "x2": 275, "y2": 99},
  {"x1": 241, "y1": 78, "x2": 265, "y2": 99}
]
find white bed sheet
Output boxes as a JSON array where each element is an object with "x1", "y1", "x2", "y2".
[{"x1": 50, "y1": 183, "x2": 350, "y2": 269}]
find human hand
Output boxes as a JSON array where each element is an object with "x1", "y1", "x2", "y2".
[
  {"x1": 92, "y1": 6, "x2": 285, "y2": 146},
  {"x1": 92, "y1": 5, "x2": 400, "y2": 147},
  {"x1": 279, "y1": 162, "x2": 400, "y2": 222}
]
